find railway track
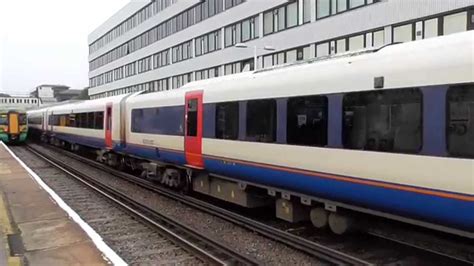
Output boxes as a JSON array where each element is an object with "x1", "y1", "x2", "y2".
[
  {"x1": 20, "y1": 145, "x2": 259, "y2": 266},
  {"x1": 26, "y1": 143, "x2": 371, "y2": 265},
  {"x1": 25, "y1": 143, "x2": 473, "y2": 265}
]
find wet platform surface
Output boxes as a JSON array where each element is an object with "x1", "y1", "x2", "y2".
[{"x1": 0, "y1": 143, "x2": 109, "y2": 265}]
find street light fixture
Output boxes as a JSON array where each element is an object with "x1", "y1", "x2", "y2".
[{"x1": 235, "y1": 43, "x2": 276, "y2": 70}]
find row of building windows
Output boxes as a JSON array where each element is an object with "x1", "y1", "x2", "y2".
[
  {"x1": 89, "y1": 0, "x2": 378, "y2": 72},
  {"x1": 89, "y1": 0, "x2": 246, "y2": 71},
  {"x1": 0, "y1": 98, "x2": 39, "y2": 105},
  {"x1": 89, "y1": 10, "x2": 472, "y2": 97},
  {"x1": 89, "y1": 0, "x2": 177, "y2": 54}
]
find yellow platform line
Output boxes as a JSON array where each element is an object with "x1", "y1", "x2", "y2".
[{"x1": 0, "y1": 192, "x2": 21, "y2": 266}]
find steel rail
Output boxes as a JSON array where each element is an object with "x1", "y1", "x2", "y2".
[
  {"x1": 34, "y1": 143, "x2": 372, "y2": 266},
  {"x1": 26, "y1": 145, "x2": 259, "y2": 266}
]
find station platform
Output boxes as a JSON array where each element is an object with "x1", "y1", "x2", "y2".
[{"x1": 0, "y1": 142, "x2": 122, "y2": 265}]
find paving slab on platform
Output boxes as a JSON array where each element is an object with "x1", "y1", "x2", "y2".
[{"x1": 0, "y1": 144, "x2": 109, "y2": 266}]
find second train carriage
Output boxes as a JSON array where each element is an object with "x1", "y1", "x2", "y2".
[{"x1": 28, "y1": 32, "x2": 474, "y2": 237}]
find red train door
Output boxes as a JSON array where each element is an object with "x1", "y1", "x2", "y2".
[
  {"x1": 105, "y1": 104, "x2": 113, "y2": 149},
  {"x1": 185, "y1": 91, "x2": 204, "y2": 169}
]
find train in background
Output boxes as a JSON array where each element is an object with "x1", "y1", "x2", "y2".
[
  {"x1": 28, "y1": 31, "x2": 473, "y2": 238},
  {"x1": 0, "y1": 109, "x2": 28, "y2": 144}
]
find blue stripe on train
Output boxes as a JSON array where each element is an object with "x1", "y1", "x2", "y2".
[
  {"x1": 203, "y1": 158, "x2": 473, "y2": 232},
  {"x1": 52, "y1": 132, "x2": 473, "y2": 232}
]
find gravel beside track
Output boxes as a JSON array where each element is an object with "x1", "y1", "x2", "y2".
[
  {"x1": 18, "y1": 143, "x2": 473, "y2": 265},
  {"x1": 16, "y1": 144, "x2": 325, "y2": 265},
  {"x1": 11, "y1": 146, "x2": 206, "y2": 265}
]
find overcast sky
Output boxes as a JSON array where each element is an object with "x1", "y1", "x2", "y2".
[{"x1": 0, "y1": 0, "x2": 130, "y2": 96}]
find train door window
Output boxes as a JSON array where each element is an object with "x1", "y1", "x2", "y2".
[
  {"x1": 287, "y1": 96, "x2": 328, "y2": 147},
  {"x1": 187, "y1": 99, "x2": 198, "y2": 137},
  {"x1": 68, "y1": 114, "x2": 76, "y2": 127},
  {"x1": 343, "y1": 88, "x2": 422, "y2": 154},
  {"x1": 443, "y1": 12, "x2": 467, "y2": 35},
  {"x1": 447, "y1": 85, "x2": 474, "y2": 158},
  {"x1": 106, "y1": 107, "x2": 112, "y2": 130},
  {"x1": 215, "y1": 102, "x2": 239, "y2": 140},
  {"x1": 246, "y1": 99, "x2": 276, "y2": 143},
  {"x1": 393, "y1": 24, "x2": 413, "y2": 43},
  {"x1": 95, "y1": 112, "x2": 104, "y2": 129},
  {"x1": 87, "y1": 113, "x2": 95, "y2": 129}
]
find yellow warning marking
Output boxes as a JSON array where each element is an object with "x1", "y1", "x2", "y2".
[
  {"x1": 8, "y1": 257, "x2": 21, "y2": 266},
  {"x1": 0, "y1": 194, "x2": 13, "y2": 235}
]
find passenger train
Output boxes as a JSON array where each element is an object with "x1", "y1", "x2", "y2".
[
  {"x1": 28, "y1": 31, "x2": 473, "y2": 238},
  {"x1": 0, "y1": 109, "x2": 28, "y2": 144}
]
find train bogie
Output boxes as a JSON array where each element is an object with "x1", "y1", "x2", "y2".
[{"x1": 27, "y1": 31, "x2": 474, "y2": 238}]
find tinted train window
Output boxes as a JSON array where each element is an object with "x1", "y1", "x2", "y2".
[
  {"x1": 131, "y1": 106, "x2": 183, "y2": 135},
  {"x1": 87, "y1": 113, "x2": 95, "y2": 129},
  {"x1": 19, "y1": 114, "x2": 27, "y2": 125},
  {"x1": 187, "y1": 99, "x2": 198, "y2": 137},
  {"x1": 287, "y1": 96, "x2": 328, "y2": 146},
  {"x1": 246, "y1": 99, "x2": 276, "y2": 143},
  {"x1": 95, "y1": 112, "x2": 104, "y2": 130},
  {"x1": 447, "y1": 85, "x2": 474, "y2": 158},
  {"x1": 343, "y1": 88, "x2": 422, "y2": 153},
  {"x1": 0, "y1": 114, "x2": 7, "y2": 125},
  {"x1": 216, "y1": 102, "x2": 239, "y2": 140}
]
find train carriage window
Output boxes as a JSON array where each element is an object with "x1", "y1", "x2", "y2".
[
  {"x1": 95, "y1": 112, "x2": 104, "y2": 129},
  {"x1": 246, "y1": 99, "x2": 276, "y2": 143},
  {"x1": 0, "y1": 114, "x2": 7, "y2": 125},
  {"x1": 287, "y1": 96, "x2": 328, "y2": 146},
  {"x1": 343, "y1": 88, "x2": 422, "y2": 153},
  {"x1": 131, "y1": 107, "x2": 183, "y2": 135},
  {"x1": 216, "y1": 102, "x2": 239, "y2": 140},
  {"x1": 87, "y1": 113, "x2": 95, "y2": 129},
  {"x1": 19, "y1": 114, "x2": 27, "y2": 125},
  {"x1": 447, "y1": 85, "x2": 474, "y2": 158}
]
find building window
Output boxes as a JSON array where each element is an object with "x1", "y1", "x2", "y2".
[
  {"x1": 393, "y1": 24, "x2": 413, "y2": 43},
  {"x1": 264, "y1": 2, "x2": 299, "y2": 35},
  {"x1": 424, "y1": 18, "x2": 439, "y2": 39},
  {"x1": 317, "y1": 0, "x2": 330, "y2": 19},
  {"x1": 196, "y1": 30, "x2": 221, "y2": 56},
  {"x1": 343, "y1": 88, "x2": 422, "y2": 153},
  {"x1": 447, "y1": 85, "x2": 474, "y2": 158},
  {"x1": 336, "y1": 39, "x2": 346, "y2": 53},
  {"x1": 303, "y1": 0, "x2": 312, "y2": 23},
  {"x1": 348, "y1": 35, "x2": 364, "y2": 51},
  {"x1": 350, "y1": 0, "x2": 365, "y2": 9},
  {"x1": 216, "y1": 102, "x2": 239, "y2": 140},
  {"x1": 373, "y1": 30, "x2": 385, "y2": 47},
  {"x1": 443, "y1": 12, "x2": 467, "y2": 35},
  {"x1": 246, "y1": 99, "x2": 276, "y2": 143},
  {"x1": 287, "y1": 96, "x2": 328, "y2": 146},
  {"x1": 316, "y1": 42, "x2": 330, "y2": 57}
]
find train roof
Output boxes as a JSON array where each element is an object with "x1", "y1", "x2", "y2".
[{"x1": 130, "y1": 31, "x2": 473, "y2": 106}]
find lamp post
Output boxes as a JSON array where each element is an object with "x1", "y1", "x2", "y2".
[{"x1": 235, "y1": 43, "x2": 276, "y2": 70}]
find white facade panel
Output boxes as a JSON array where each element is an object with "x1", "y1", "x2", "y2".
[{"x1": 88, "y1": 0, "x2": 474, "y2": 98}]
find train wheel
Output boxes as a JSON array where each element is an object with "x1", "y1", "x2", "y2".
[
  {"x1": 310, "y1": 207, "x2": 329, "y2": 229},
  {"x1": 328, "y1": 212, "x2": 354, "y2": 235}
]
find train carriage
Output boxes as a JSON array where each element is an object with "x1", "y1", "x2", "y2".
[{"x1": 29, "y1": 31, "x2": 474, "y2": 238}]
